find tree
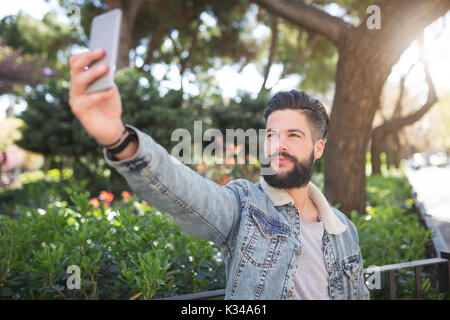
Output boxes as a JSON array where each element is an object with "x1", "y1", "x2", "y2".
[
  {"x1": 253, "y1": 0, "x2": 450, "y2": 215},
  {"x1": 14, "y1": 64, "x2": 208, "y2": 193},
  {"x1": 254, "y1": 7, "x2": 337, "y2": 96},
  {"x1": 55, "y1": 0, "x2": 258, "y2": 73},
  {"x1": 0, "y1": 41, "x2": 51, "y2": 95},
  {"x1": 371, "y1": 33, "x2": 438, "y2": 175},
  {"x1": 0, "y1": 11, "x2": 83, "y2": 69},
  {"x1": 15, "y1": 75, "x2": 98, "y2": 183},
  {"x1": 0, "y1": 11, "x2": 84, "y2": 184},
  {"x1": 0, "y1": 10, "x2": 86, "y2": 97}
]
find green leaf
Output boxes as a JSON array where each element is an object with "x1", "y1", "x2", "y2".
[{"x1": 92, "y1": 252, "x2": 102, "y2": 264}]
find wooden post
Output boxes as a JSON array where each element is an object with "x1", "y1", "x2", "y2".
[
  {"x1": 389, "y1": 270, "x2": 397, "y2": 300},
  {"x1": 415, "y1": 266, "x2": 423, "y2": 299}
]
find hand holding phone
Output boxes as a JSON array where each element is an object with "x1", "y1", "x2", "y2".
[{"x1": 68, "y1": 10, "x2": 125, "y2": 148}]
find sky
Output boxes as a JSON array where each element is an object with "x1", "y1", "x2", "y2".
[{"x1": 0, "y1": 1, "x2": 449, "y2": 121}]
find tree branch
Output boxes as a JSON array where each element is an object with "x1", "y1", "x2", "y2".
[
  {"x1": 168, "y1": 32, "x2": 184, "y2": 74},
  {"x1": 374, "y1": 32, "x2": 438, "y2": 137},
  {"x1": 259, "y1": 16, "x2": 279, "y2": 95},
  {"x1": 284, "y1": 33, "x2": 321, "y2": 77},
  {"x1": 253, "y1": 0, "x2": 352, "y2": 46},
  {"x1": 143, "y1": 24, "x2": 164, "y2": 66},
  {"x1": 268, "y1": 32, "x2": 321, "y2": 91},
  {"x1": 391, "y1": 72, "x2": 408, "y2": 119}
]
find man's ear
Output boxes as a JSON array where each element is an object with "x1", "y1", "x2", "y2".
[{"x1": 314, "y1": 139, "x2": 325, "y2": 160}]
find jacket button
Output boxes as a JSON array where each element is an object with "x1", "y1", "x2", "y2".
[
  {"x1": 289, "y1": 211, "x2": 295, "y2": 217},
  {"x1": 287, "y1": 290, "x2": 293, "y2": 298},
  {"x1": 296, "y1": 249, "x2": 302, "y2": 256}
]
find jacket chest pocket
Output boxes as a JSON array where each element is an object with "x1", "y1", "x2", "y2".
[{"x1": 240, "y1": 208, "x2": 291, "y2": 268}]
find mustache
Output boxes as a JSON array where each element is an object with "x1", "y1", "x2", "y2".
[{"x1": 267, "y1": 151, "x2": 298, "y2": 162}]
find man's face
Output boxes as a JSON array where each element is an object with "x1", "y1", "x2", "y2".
[{"x1": 262, "y1": 109, "x2": 323, "y2": 189}]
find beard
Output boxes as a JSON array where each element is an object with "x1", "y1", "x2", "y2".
[{"x1": 262, "y1": 149, "x2": 315, "y2": 189}]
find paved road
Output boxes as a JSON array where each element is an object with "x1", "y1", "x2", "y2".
[{"x1": 405, "y1": 166, "x2": 450, "y2": 252}]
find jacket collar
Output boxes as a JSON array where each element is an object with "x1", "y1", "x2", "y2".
[{"x1": 259, "y1": 176, "x2": 347, "y2": 235}]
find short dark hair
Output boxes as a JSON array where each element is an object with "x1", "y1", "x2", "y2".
[{"x1": 263, "y1": 90, "x2": 330, "y2": 142}]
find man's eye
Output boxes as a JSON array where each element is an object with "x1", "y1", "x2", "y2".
[{"x1": 289, "y1": 134, "x2": 300, "y2": 138}]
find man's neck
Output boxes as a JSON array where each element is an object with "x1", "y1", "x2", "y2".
[{"x1": 285, "y1": 184, "x2": 319, "y2": 222}]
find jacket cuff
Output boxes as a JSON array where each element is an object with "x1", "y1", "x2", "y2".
[{"x1": 102, "y1": 124, "x2": 148, "y2": 168}]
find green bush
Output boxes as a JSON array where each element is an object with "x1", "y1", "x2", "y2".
[
  {"x1": 1, "y1": 168, "x2": 447, "y2": 299},
  {"x1": 351, "y1": 171, "x2": 447, "y2": 299},
  {"x1": 0, "y1": 166, "x2": 132, "y2": 220},
  {"x1": 0, "y1": 187, "x2": 225, "y2": 299}
]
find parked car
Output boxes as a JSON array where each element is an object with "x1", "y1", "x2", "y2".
[
  {"x1": 429, "y1": 152, "x2": 448, "y2": 167},
  {"x1": 409, "y1": 153, "x2": 427, "y2": 170}
]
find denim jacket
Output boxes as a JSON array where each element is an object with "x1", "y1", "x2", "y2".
[{"x1": 103, "y1": 124, "x2": 370, "y2": 300}]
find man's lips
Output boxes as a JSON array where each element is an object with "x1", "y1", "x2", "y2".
[{"x1": 275, "y1": 156, "x2": 292, "y2": 164}]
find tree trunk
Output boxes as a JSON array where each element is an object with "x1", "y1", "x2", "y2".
[
  {"x1": 385, "y1": 135, "x2": 393, "y2": 170},
  {"x1": 373, "y1": 130, "x2": 400, "y2": 173},
  {"x1": 392, "y1": 133, "x2": 402, "y2": 168},
  {"x1": 322, "y1": 1, "x2": 448, "y2": 216},
  {"x1": 370, "y1": 128, "x2": 384, "y2": 175},
  {"x1": 324, "y1": 41, "x2": 388, "y2": 215}
]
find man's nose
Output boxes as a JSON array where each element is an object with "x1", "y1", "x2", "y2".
[
  {"x1": 277, "y1": 135, "x2": 289, "y2": 153},
  {"x1": 271, "y1": 144, "x2": 288, "y2": 157},
  {"x1": 265, "y1": 131, "x2": 288, "y2": 156}
]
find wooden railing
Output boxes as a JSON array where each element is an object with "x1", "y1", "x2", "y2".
[{"x1": 157, "y1": 251, "x2": 450, "y2": 300}]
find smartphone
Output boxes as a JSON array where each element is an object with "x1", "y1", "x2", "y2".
[{"x1": 85, "y1": 9, "x2": 122, "y2": 94}]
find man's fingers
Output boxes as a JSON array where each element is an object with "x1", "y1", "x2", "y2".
[
  {"x1": 68, "y1": 50, "x2": 90, "y2": 69},
  {"x1": 71, "y1": 86, "x2": 115, "y2": 114},
  {"x1": 86, "y1": 87, "x2": 115, "y2": 105},
  {"x1": 70, "y1": 49, "x2": 105, "y2": 76},
  {"x1": 68, "y1": 54, "x2": 82, "y2": 68},
  {"x1": 72, "y1": 63, "x2": 109, "y2": 95}
]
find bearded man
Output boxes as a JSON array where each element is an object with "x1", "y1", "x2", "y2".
[{"x1": 68, "y1": 49, "x2": 370, "y2": 300}]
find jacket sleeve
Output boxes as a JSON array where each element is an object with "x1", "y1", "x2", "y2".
[{"x1": 102, "y1": 124, "x2": 242, "y2": 254}]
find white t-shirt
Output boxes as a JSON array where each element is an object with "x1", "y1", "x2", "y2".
[{"x1": 293, "y1": 211, "x2": 331, "y2": 300}]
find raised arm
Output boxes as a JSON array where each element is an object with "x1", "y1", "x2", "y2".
[
  {"x1": 68, "y1": 49, "x2": 242, "y2": 253},
  {"x1": 102, "y1": 124, "x2": 243, "y2": 252}
]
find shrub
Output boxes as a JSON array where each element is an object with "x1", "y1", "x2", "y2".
[
  {"x1": 1, "y1": 168, "x2": 446, "y2": 299},
  {"x1": 351, "y1": 172, "x2": 447, "y2": 299},
  {"x1": 0, "y1": 188, "x2": 225, "y2": 299}
]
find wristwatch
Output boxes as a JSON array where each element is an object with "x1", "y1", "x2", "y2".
[{"x1": 106, "y1": 126, "x2": 137, "y2": 160}]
